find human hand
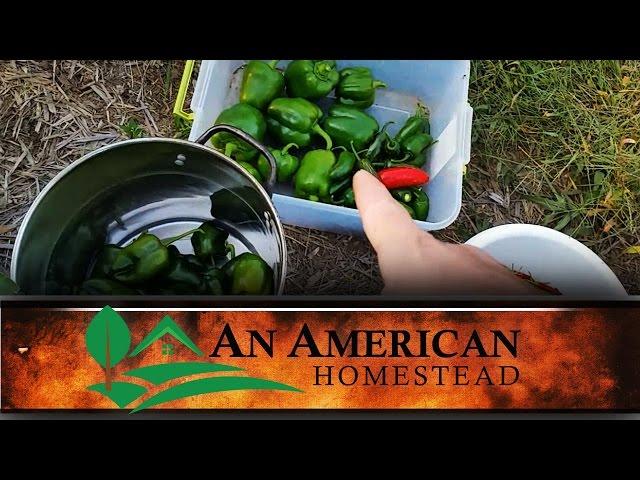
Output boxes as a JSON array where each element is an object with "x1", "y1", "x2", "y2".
[{"x1": 352, "y1": 170, "x2": 543, "y2": 295}]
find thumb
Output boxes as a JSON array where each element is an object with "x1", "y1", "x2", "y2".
[{"x1": 352, "y1": 170, "x2": 426, "y2": 255}]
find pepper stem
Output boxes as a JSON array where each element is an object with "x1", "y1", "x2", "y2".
[
  {"x1": 386, "y1": 138, "x2": 399, "y2": 151},
  {"x1": 225, "y1": 143, "x2": 237, "y2": 159},
  {"x1": 313, "y1": 124, "x2": 333, "y2": 150},
  {"x1": 351, "y1": 141, "x2": 379, "y2": 179},
  {"x1": 366, "y1": 121, "x2": 394, "y2": 158},
  {"x1": 161, "y1": 228, "x2": 203, "y2": 246},
  {"x1": 226, "y1": 242, "x2": 236, "y2": 259},
  {"x1": 373, "y1": 80, "x2": 387, "y2": 89},
  {"x1": 314, "y1": 61, "x2": 333, "y2": 80},
  {"x1": 281, "y1": 143, "x2": 298, "y2": 155},
  {"x1": 416, "y1": 102, "x2": 429, "y2": 118},
  {"x1": 268, "y1": 60, "x2": 280, "y2": 69},
  {"x1": 389, "y1": 153, "x2": 412, "y2": 164}
]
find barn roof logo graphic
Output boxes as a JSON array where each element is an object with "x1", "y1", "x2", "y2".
[{"x1": 85, "y1": 306, "x2": 300, "y2": 413}]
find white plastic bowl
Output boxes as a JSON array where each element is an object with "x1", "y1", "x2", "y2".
[{"x1": 465, "y1": 224, "x2": 627, "y2": 298}]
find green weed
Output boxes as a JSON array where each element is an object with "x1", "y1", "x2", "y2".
[{"x1": 470, "y1": 60, "x2": 640, "y2": 249}]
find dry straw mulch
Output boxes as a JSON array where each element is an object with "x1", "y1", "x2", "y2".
[{"x1": 0, "y1": 61, "x2": 172, "y2": 271}]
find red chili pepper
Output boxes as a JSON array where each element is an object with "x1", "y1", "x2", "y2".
[{"x1": 377, "y1": 165, "x2": 429, "y2": 189}]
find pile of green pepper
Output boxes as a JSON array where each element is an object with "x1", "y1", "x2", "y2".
[
  {"x1": 208, "y1": 60, "x2": 434, "y2": 220},
  {"x1": 79, "y1": 222, "x2": 274, "y2": 295}
]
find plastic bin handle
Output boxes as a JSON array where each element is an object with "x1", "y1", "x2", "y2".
[
  {"x1": 195, "y1": 124, "x2": 277, "y2": 197},
  {"x1": 462, "y1": 103, "x2": 473, "y2": 165},
  {"x1": 173, "y1": 60, "x2": 196, "y2": 121}
]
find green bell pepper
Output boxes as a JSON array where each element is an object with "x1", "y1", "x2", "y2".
[
  {"x1": 91, "y1": 245, "x2": 130, "y2": 278},
  {"x1": 322, "y1": 104, "x2": 379, "y2": 151},
  {"x1": 240, "y1": 60, "x2": 284, "y2": 111},
  {"x1": 256, "y1": 143, "x2": 300, "y2": 183},
  {"x1": 238, "y1": 161, "x2": 263, "y2": 182},
  {"x1": 44, "y1": 220, "x2": 106, "y2": 294},
  {"x1": 329, "y1": 150, "x2": 356, "y2": 182},
  {"x1": 284, "y1": 60, "x2": 339, "y2": 100},
  {"x1": 191, "y1": 221, "x2": 231, "y2": 263},
  {"x1": 222, "y1": 252, "x2": 274, "y2": 295},
  {"x1": 266, "y1": 98, "x2": 332, "y2": 149},
  {"x1": 112, "y1": 229, "x2": 199, "y2": 285},
  {"x1": 182, "y1": 254, "x2": 206, "y2": 272},
  {"x1": 336, "y1": 67, "x2": 386, "y2": 109},
  {"x1": 79, "y1": 278, "x2": 138, "y2": 295},
  {"x1": 161, "y1": 245, "x2": 204, "y2": 293},
  {"x1": 203, "y1": 266, "x2": 224, "y2": 295},
  {"x1": 0, "y1": 272, "x2": 18, "y2": 295},
  {"x1": 294, "y1": 149, "x2": 336, "y2": 202},
  {"x1": 112, "y1": 233, "x2": 169, "y2": 284},
  {"x1": 211, "y1": 103, "x2": 266, "y2": 162}
]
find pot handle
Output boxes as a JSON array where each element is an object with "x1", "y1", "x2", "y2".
[{"x1": 194, "y1": 124, "x2": 277, "y2": 196}]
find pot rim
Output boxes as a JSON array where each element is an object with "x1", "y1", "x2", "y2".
[{"x1": 11, "y1": 137, "x2": 288, "y2": 295}]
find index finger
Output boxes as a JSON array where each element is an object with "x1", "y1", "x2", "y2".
[{"x1": 352, "y1": 170, "x2": 427, "y2": 254}]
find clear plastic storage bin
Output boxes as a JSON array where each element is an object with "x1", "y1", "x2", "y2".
[{"x1": 188, "y1": 60, "x2": 473, "y2": 235}]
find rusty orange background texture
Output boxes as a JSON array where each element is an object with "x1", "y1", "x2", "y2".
[{"x1": 2, "y1": 308, "x2": 639, "y2": 410}]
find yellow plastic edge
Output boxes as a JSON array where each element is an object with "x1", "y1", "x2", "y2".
[{"x1": 173, "y1": 60, "x2": 196, "y2": 121}]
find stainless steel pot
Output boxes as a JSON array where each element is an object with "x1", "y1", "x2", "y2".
[{"x1": 11, "y1": 125, "x2": 287, "y2": 294}]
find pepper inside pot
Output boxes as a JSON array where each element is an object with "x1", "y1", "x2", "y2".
[{"x1": 11, "y1": 126, "x2": 287, "y2": 295}]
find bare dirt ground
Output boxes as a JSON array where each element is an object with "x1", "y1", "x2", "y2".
[{"x1": 0, "y1": 60, "x2": 636, "y2": 294}]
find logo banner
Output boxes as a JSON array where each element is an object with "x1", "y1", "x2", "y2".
[{"x1": 2, "y1": 306, "x2": 638, "y2": 412}]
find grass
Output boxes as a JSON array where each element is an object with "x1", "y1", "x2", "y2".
[
  {"x1": 467, "y1": 60, "x2": 640, "y2": 256},
  {"x1": 172, "y1": 116, "x2": 193, "y2": 139},
  {"x1": 120, "y1": 118, "x2": 145, "y2": 139}
]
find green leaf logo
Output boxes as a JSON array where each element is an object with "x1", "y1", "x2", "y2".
[
  {"x1": 128, "y1": 315, "x2": 203, "y2": 357},
  {"x1": 131, "y1": 376, "x2": 301, "y2": 413},
  {"x1": 85, "y1": 306, "x2": 131, "y2": 391},
  {"x1": 124, "y1": 362, "x2": 243, "y2": 385},
  {"x1": 85, "y1": 307, "x2": 302, "y2": 410},
  {"x1": 87, "y1": 382, "x2": 147, "y2": 408}
]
